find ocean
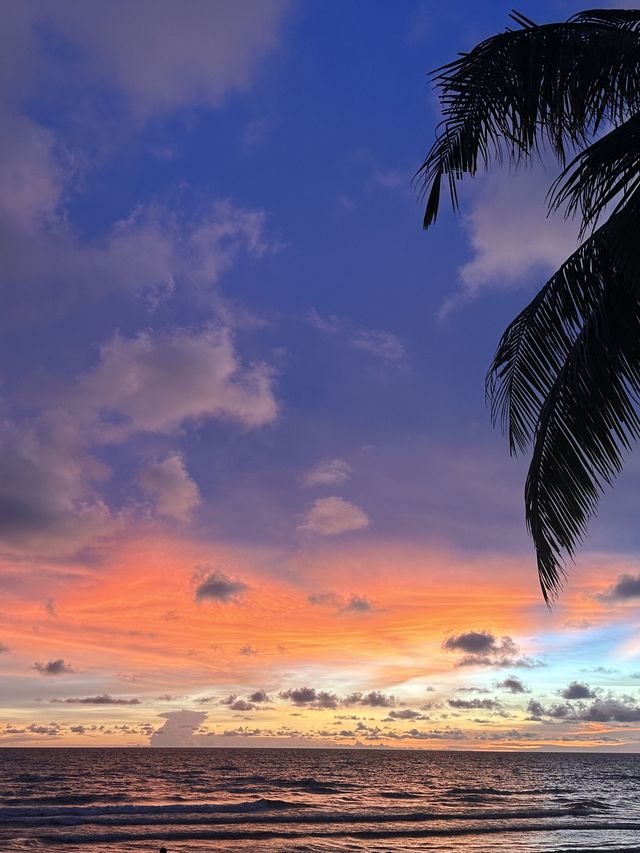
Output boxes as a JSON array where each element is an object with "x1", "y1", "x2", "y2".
[{"x1": 1, "y1": 748, "x2": 639, "y2": 852}]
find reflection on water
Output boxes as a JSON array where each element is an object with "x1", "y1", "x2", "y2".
[{"x1": 1, "y1": 748, "x2": 639, "y2": 851}]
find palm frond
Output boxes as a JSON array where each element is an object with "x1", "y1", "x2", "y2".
[
  {"x1": 570, "y1": 10, "x2": 640, "y2": 30},
  {"x1": 486, "y1": 225, "x2": 612, "y2": 455},
  {"x1": 422, "y1": 8, "x2": 640, "y2": 601},
  {"x1": 549, "y1": 112, "x2": 640, "y2": 234},
  {"x1": 418, "y1": 14, "x2": 640, "y2": 227},
  {"x1": 526, "y1": 271, "x2": 640, "y2": 601},
  {"x1": 520, "y1": 196, "x2": 640, "y2": 600}
]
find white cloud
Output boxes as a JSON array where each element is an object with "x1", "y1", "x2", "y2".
[
  {"x1": 441, "y1": 167, "x2": 580, "y2": 317},
  {"x1": 1, "y1": 194, "x2": 274, "y2": 306},
  {"x1": 42, "y1": 0, "x2": 291, "y2": 119},
  {"x1": 304, "y1": 458, "x2": 352, "y2": 488},
  {"x1": 150, "y1": 709, "x2": 208, "y2": 746},
  {"x1": 351, "y1": 329, "x2": 407, "y2": 366},
  {"x1": 298, "y1": 496, "x2": 370, "y2": 536},
  {"x1": 0, "y1": 3, "x2": 282, "y2": 306},
  {"x1": 101, "y1": 200, "x2": 273, "y2": 299},
  {"x1": 307, "y1": 309, "x2": 408, "y2": 369},
  {"x1": 138, "y1": 453, "x2": 201, "y2": 521},
  {"x1": 77, "y1": 326, "x2": 278, "y2": 442},
  {"x1": 0, "y1": 1, "x2": 286, "y2": 562},
  {"x1": 0, "y1": 114, "x2": 64, "y2": 233},
  {"x1": 0, "y1": 412, "x2": 115, "y2": 555},
  {"x1": 0, "y1": 194, "x2": 277, "y2": 556}
]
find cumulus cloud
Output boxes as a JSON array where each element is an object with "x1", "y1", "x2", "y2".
[
  {"x1": 529, "y1": 695, "x2": 640, "y2": 723},
  {"x1": 584, "y1": 699, "x2": 640, "y2": 723},
  {"x1": 249, "y1": 689, "x2": 270, "y2": 703},
  {"x1": 0, "y1": 415, "x2": 114, "y2": 555},
  {"x1": 228, "y1": 698, "x2": 255, "y2": 712},
  {"x1": 448, "y1": 698, "x2": 501, "y2": 710},
  {"x1": 0, "y1": 2, "x2": 286, "y2": 308},
  {"x1": 32, "y1": 659, "x2": 74, "y2": 676},
  {"x1": 496, "y1": 676, "x2": 529, "y2": 694},
  {"x1": 138, "y1": 452, "x2": 200, "y2": 521},
  {"x1": 222, "y1": 690, "x2": 269, "y2": 709},
  {"x1": 598, "y1": 574, "x2": 640, "y2": 602},
  {"x1": 0, "y1": 4, "x2": 287, "y2": 570},
  {"x1": 194, "y1": 569, "x2": 248, "y2": 604},
  {"x1": 44, "y1": 0, "x2": 291, "y2": 119},
  {"x1": 344, "y1": 690, "x2": 396, "y2": 708},
  {"x1": 298, "y1": 496, "x2": 370, "y2": 536},
  {"x1": 280, "y1": 687, "x2": 339, "y2": 709},
  {"x1": 78, "y1": 326, "x2": 277, "y2": 442},
  {"x1": 2, "y1": 134, "x2": 277, "y2": 300},
  {"x1": 443, "y1": 631, "x2": 497, "y2": 655},
  {"x1": 0, "y1": 112, "x2": 65, "y2": 239},
  {"x1": 100, "y1": 199, "x2": 274, "y2": 297},
  {"x1": 387, "y1": 727, "x2": 465, "y2": 741},
  {"x1": 0, "y1": 206, "x2": 277, "y2": 557},
  {"x1": 526, "y1": 699, "x2": 546, "y2": 720},
  {"x1": 440, "y1": 167, "x2": 580, "y2": 316},
  {"x1": 303, "y1": 458, "x2": 352, "y2": 487},
  {"x1": 384, "y1": 709, "x2": 426, "y2": 721},
  {"x1": 442, "y1": 631, "x2": 542, "y2": 669},
  {"x1": 150, "y1": 709, "x2": 209, "y2": 746},
  {"x1": 2, "y1": 723, "x2": 63, "y2": 740},
  {"x1": 560, "y1": 681, "x2": 596, "y2": 700},
  {"x1": 50, "y1": 694, "x2": 140, "y2": 704}
]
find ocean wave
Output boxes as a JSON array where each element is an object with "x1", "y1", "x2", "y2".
[
  {"x1": 225, "y1": 775, "x2": 352, "y2": 795},
  {"x1": 446, "y1": 786, "x2": 576, "y2": 797},
  {"x1": 36, "y1": 819, "x2": 640, "y2": 847},
  {"x1": 4, "y1": 800, "x2": 612, "y2": 833},
  {"x1": 0, "y1": 797, "x2": 306, "y2": 823},
  {"x1": 379, "y1": 791, "x2": 422, "y2": 799},
  {"x1": 1, "y1": 793, "x2": 132, "y2": 807}
]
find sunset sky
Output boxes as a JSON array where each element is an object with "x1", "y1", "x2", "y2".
[{"x1": 3, "y1": 0, "x2": 640, "y2": 751}]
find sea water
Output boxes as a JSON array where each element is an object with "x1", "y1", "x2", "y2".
[{"x1": 1, "y1": 748, "x2": 639, "y2": 851}]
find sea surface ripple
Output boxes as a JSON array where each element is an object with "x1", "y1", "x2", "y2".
[{"x1": 1, "y1": 748, "x2": 639, "y2": 852}]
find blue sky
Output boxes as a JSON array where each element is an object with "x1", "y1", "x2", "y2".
[{"x1": 2, "y1": 0, "x2": 640, "y2": 749}]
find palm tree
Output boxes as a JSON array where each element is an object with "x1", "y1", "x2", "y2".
[{"x1": 418, "y1": 9, "x2": 640, "y2": 602}]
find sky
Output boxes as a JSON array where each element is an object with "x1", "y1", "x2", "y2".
[{"x1": 2, "y1": 0, "x2": 640, "y2": 752}]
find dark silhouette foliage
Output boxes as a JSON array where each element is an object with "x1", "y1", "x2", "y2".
[{"x1": 418, "y1": 9, "x2": 640, "y2": 601}]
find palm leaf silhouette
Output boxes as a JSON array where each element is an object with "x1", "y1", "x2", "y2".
[{"x1": 420, "y1": 9, "x2": 640, "y2": 600}]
